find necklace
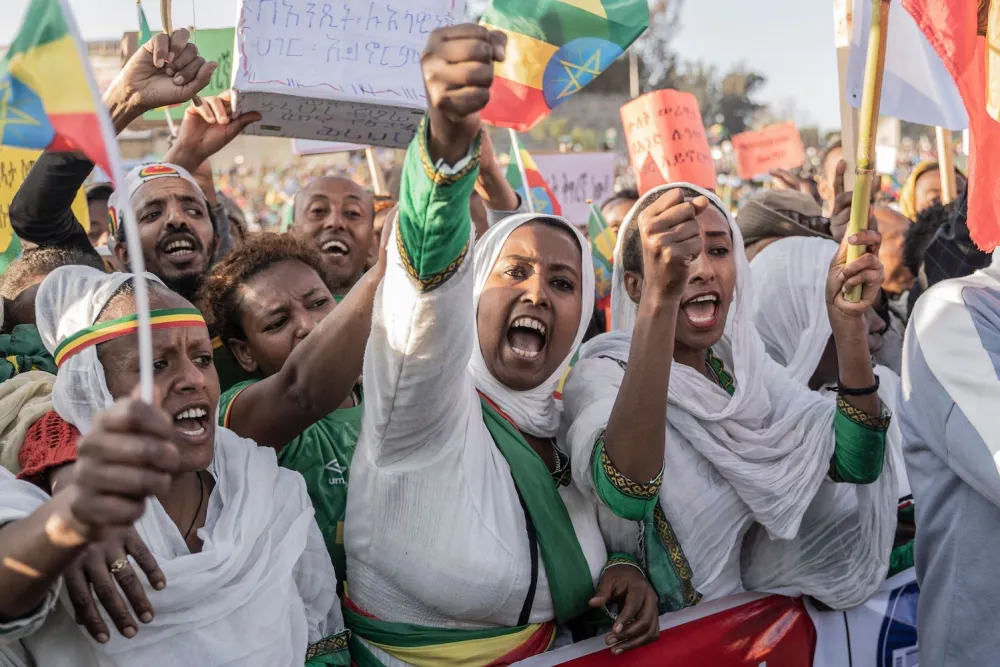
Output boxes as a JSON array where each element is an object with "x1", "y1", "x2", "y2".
[{"x1": 183, "y1": 472, "x2": 206, "y2": 542}]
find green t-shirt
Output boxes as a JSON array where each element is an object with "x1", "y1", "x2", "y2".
[{"x1": 219, "y1": 380, "x2": 361, "y2": 591}]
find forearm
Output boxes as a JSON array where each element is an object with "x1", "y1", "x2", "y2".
[
  {"x1": 101, "y1": 81, "x2": 145, "y2": 135},
  {"x1": 475, "y1": 163, "x2": 520, "y2": 212},
  {"x1": 832, "y1": 319, "x2": 880, "y2": 416},
  {"x1": 603, "y1": 296, "x2": 679, "y2": 482},
  {"x1": 0, "y1": 494, "x2": 86, "y2": 622},
  {"x1": 9, "y1": 153, "x2": 95, "y2": 250}
]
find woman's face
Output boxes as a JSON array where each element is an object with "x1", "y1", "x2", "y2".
[
  {"x1": 98, "y1": 290, "x2": 219, "y2": 474},
  {"x1": 672, "y1": 207, "x2": 737, "y2": 358},
  {"x1": 229, "y1": 259, "x2": 336, "y2": 377},
  {"x1": 476, "y1": 221, "x2": 584, "y2": 392}
]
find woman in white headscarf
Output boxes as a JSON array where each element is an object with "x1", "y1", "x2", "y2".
[
  {"x1": 750, "y1": 235, "x2": 913, "y2": 575},
  {"x1": 342, "y1": 102, "x2": 660, "y2": 662},
  {"x1": 562, "y1": 183, "x2": 898, "y2": 612},
  {"x1": 0, "y1": 265, "x2": 349, "y2": 667}
]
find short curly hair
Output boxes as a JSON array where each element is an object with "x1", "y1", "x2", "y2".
[
  {"x1": 197, "y1": 233, "x2": 336, "y2": 345},
  {"x1": 0, "y1": 247, "x2": 106, "y2": 299}
]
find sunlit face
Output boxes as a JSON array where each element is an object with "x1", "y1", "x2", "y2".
[
  {"x1": 98, "y1": 290, "x2": 218, "y2": 474},
  {"x1": 228, "y1": 259, "x2": 336, "y2": 377},
  {"x1": 476, "y1": 222, "x2": 584, "y2": 392},
  {"x1": 87, "y1": 199, "x2": 110, "y2": 247},
  {"x1": 291, "y1": 177, "x2": 374, "y2": 293},
  {"x1": 624, "y1": 206, "x2": 737, "y2": 361},
  {"x1": 114, "y1": 178, "x2": 217, "y2": 300},
  {"x1": 601, "y1": 197, "x2": 637, "y2": 240}
]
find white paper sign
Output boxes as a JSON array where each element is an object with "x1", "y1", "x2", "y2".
[
  {"x1": 292, "y1": 139, "x2": 367, "y2": 155},
  {"x1": 233, "y1": 0, "x2": 466, "y2": 147},
  {"x1": 532, "y1": 153, "x2": 617, "y2": 226}
]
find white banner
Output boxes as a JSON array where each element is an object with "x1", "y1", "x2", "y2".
[
  {"x1": 291, "y1": 139, "x2": 367, "y2": 156},
  {"x1": 532, "y1": 153, "x2": 617, "y2": 226}
]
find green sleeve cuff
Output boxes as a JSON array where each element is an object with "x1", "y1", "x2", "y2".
[
  {"x1": 888, "y1": 540, "x2": 914, "y2": 578},
  {"x1": 604, "y1": 552, "x2": 641, "y2": 570},
  {"x1": 305, "y1": 630, "x2": 351, "y2": 666},
  {"x1": 830, "y1": 395, "x2": 890, "y2": 485},
  {"x1": 396, "y1": 117, "x2": 481, "y2": 292},
  {"x1": 592, "y1": 433, "x2": 662, "y2": 521}
]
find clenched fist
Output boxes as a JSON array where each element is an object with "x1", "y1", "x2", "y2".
[
  {"x1": 637, "y1": 189, "x2": 710, "y2": 299},
  {"x1": 421, "y1": 25, "x2": 506, "y2": 165}
]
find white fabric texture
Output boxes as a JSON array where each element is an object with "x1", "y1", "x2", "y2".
[
  {"x1": 347, "y1": 206, "x2": 605, "y2": 658},
  {"x1": 562, "y1": 183, "x2": 897, "y2": 609},
  {"x1": 470, "y1": 213, "x2": 595, "y2": 438},
  {"x1": 0, "y1": 371, "x2": 54, "y2": 475},
  {"x1": 750, "y1": 236, "x2": 910, "y2": 499},
  {"x1": 9, "y1": 265, "x2": 344, "y2": 667},
  {"x1": 105, "y1": 163, "x2": 203, "y2": 252}
]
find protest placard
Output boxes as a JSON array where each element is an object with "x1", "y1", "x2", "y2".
[
  {"x1": 731, "y1": 122, "x2": 805, "y2": 180},
  {"x1": 620, "y1": 90, "x2": 716, "y2": 193},
  {"x1": 532, "y1": 153, "x2": 617, "y2": 226},
  {"x1": 0, "y1": 147, "x2": 90, "y2": 256},
  {"x1": 232, "y1": 0, "x2": 465, "y2": 148},
  {"x1": 291, "y1": 139, "x2": 367, "y2": 155},
  {"x1": 144, "y1": 28, "x2": 237, "y2": 122}
]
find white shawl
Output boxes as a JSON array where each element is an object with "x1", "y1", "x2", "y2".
[
  {"x1": 750, "y1": 236, "x2": 910, "y2": 499},
  {"x1": 470, "y1": 213, "x2": 595, "y2": 437},
  {"x1": 563, "y1": 183, "x2": 897, "y2": 609},
  {"x1": 9, "y1": 265, "x2": 342, "y2": 667}
]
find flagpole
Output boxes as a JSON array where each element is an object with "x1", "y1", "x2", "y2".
[
  {"x1": 365, "y1": 147, "x2": 386, "y2": 195},
  {"x1": 935, "y1": 126, "x2": 956, "y2": 203},
  {"x1": 61, "y1": 0, "x2": 154, "y2": 402},
  {"x1": 509, "y1": 129, "x2": 535, "y2": 214},
  {"x1": 160, "y1": 0, "x2": 202, "y2": 107},
  {"x1": 845, "y1": 0, "x2": 891, "y2": 304}
]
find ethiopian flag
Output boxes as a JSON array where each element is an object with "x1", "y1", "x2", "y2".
[
  {"x1": 138, "y1": 0, "x2": 154, "y2": 45},
  {"x1": 1, "y1": 0, "x2": 115, "y2": 181},
  {"x1": 589, "y1": 204, "x2": 615, "y2": 318},
  {"x1": 481, "y1": 0, "x2": 649, "y2": 131},
  {"x1": 506, "y1": 142, "x2": 562, "y2": 216}
]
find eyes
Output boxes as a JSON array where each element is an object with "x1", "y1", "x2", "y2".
[
  {"x1": 139, "y1": 204, "x2": 205, "y2": 224},
  {"x1": 307, "y1": 204, "x2": 364, "y2": 222},
  {"x1": 263, "y1": 297, "x2": 331, "y2": 333},
  {"x1": 502, "y1": 265, "x2": 577, "y2": 293},
  {"x1": 708, "y1": 245, "x2": 731, "y2": 258},
  {"x1": 152, "y1": 352, "x2": 213, "y2": 372}
]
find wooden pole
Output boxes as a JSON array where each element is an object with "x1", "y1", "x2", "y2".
[
  {"x1": 629, "y1": 50, "x2": 640, "y2": 99},
  {"x1": 365, "y1": 147, "x2": 386, "y2": 196},
  {"x1": 159, "y1": 0, "x2": 202, "y2": 106},
  {"x1": 935, "y1": 126, "x2": 957, "y2": 203},
  {"x1": 845, "y1": 0, "x2": 891, "y2": 303},
  {"x1": 836, "y1": 0, "x2": 859, "y2": 180}
]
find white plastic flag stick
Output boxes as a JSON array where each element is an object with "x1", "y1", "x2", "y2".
[
  {"x1": 508, "y1": 129, "x2": 534, "y2": 214},
  {"x1": 62, "y1": 0, "x2": 155, "y2": 403}
]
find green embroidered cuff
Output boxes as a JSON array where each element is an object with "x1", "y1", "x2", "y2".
[
  {"x1": 396, "y1": 117, "x2": 481, "y2": 292},
  {"x1": 305, "y1": 630, "x2": 351, "y2": 666},
  {"x1": 592, "y1": 433, "x2": 662, "y2": 521},
  {"x1": 602, "y1": 552, "x2": 644, "y2": 578},
  {"x1": 830, "y1": 396, "x2": 889, "y2": 484}
]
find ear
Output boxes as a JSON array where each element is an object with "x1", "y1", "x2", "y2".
[
  {"x1": 623, "y1": 270, "x2": 643, "y2": 306},
  {"x1": 228, "y1": 339, "x2": 259, "y2": 374},
  {"x1": 113, "y1": 242, "x2": 129, "y2": 267}
]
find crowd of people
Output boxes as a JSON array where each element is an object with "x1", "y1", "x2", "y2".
[{"x1": 0, "y1": 21, "x2": 992, "y2": 667}]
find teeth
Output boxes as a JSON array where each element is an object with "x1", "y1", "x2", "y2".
[
  {"x1": 175, "y1": 407, "x2": 208, "y2": 421},
  {"x1": 322, "y1": 240, "x2": 349, "y2": 254},
  {"x1": 509, "y1": 345, "x2": 541, "y2": 359},
  {"x1": 511, "y1": 316, "x2": 547, "y2": 337},
  {"x1": 179, "y1": 426, "x2": 206, "y2": 437},
  {"x1": 165, "y1": 239, "x2": 195, "y2": 254},
  {"x1": 688, "y1": 295, "x2": 718, "y2": 304}
]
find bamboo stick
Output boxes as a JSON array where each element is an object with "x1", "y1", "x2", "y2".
[
  {"x1": 160, "y1": 0, "x2": 202, "y2": 106},
  {"x1": 845, "y1": 0, "x2": 891, "y2": 303},
  {"x1": 365, "y1": 147, "x2": 386, "y2": 196},
  {"x1": 935, "y1": 126, "x2": 957, "y2": 204}
]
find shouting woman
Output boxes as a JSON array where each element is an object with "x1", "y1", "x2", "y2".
[{"x1": 562, "y1": 184, "x2": 899, "y2": 611}]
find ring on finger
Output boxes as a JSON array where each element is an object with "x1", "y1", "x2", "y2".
[{"x1": 109, "y1": 558, "x2": 129, "y2": 575}]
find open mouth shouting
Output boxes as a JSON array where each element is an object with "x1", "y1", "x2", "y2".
[
  {"x1": 505, "y1": 315, "x2": 549, "y2": 361},
  {"x1": 158, "y1": 233, "x2": 202, "y2": 266},
  {"x1": 172, "y1": 402, "x2": 213, "y2": 445},
  {"x1": 320, "y1": 236, "x2": 352, "y2": 263},
  {"x1": 680, "y1": 291, "x2": 722, "y2": 330}
]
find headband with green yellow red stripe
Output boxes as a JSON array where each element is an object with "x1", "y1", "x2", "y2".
[{"x1": 53, "y1": 308, "x2": 206, "y2": 367}]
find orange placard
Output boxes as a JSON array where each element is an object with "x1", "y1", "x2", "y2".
[
  {"x1": 620, "y1": 90, "x2": 716, "y2": 194},
  {"x1": 731, "y1": 123, "x2": 805, "y2": 180}
]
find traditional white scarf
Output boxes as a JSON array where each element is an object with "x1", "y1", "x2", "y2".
[
  {"x1": 750, "y1": 235, "x2": 910, "y2": 498},
  {"x1": 26, "y1": 265, "x2": 339, "y2": 666},
  {"x1": 564, "y1": 183, "x2": 897, "y2": 609},
  {"x1": 470, "y1": 213, "x2": 595, "y2": 437}
]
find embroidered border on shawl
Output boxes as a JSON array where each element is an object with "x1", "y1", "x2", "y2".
[
  {"x1": 836, "y1": 395, "x2": 891, "y2": 431},
  {"x1": 653, "y1": 505, "x2": 702, "y2": 606},
  {"x1": 706, "y1": 348, "x2": 736, "y2": 396},
  {"x1": 417, "y1": 117, "x2": 482, "y2": 186},
  {"x1": 596, "y1": 433, "x2": 662, "y2": 499},
  {"x1": 551, "y1": 446, "x2": 572, "y2": 488},
  {"x1": 396, "y1": 226, "x2": 470, "y2": 293},
  {"x1": 306, "y1": 629, "x2": 352, "y2": 660}
]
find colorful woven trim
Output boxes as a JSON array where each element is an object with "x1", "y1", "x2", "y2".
[{"x1": 54, "y1": 308, "x2": 206, "y2": 367}]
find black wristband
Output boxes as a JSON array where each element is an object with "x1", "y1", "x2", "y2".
[{"x1": 836, "y1": 374, "x2": 880, "y2": 396}]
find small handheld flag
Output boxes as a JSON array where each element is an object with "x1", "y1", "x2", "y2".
[
  {"x1": 588, "y1": 203, "x2": 615, "y2": 316},
  {"x1": 506, "y1": 132, "x2": 562, "y2": 216}
]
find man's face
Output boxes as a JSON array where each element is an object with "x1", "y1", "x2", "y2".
[
  {"x1": 87, "y1": 198, "x2": 110, "y2": 247},
  {"x1": 115, "y1": 178, "x2": 216, "y2": 299},
  {"x1": 291, "y1": 177, "x2": 374, "y2": 294}
]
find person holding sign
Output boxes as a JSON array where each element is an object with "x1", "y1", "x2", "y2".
[
  {"x1": 561, "y1": 184, "x2": 899, "y2": 611},
  {"x1": 343, "y1": 25, "x2": 660, "y2": 664}
]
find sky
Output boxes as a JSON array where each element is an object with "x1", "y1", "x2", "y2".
[{"x1": 3, "y1": 0, "x2": 843, "y2": 131}]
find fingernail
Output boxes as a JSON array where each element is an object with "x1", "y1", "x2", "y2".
[
  {"x1": 173, "y1": 75, "x2": 185, "y2": 85},
  {"x1": 849, "y1": 235, "x2": 858, "y2": 244},
  {"x1": 614, "y1": 624, "x2": 623, "y2": 634},
  {"x1": 96, "y1": 633, "x2": 109, "y2": 644},
  {"x1": 154, "y1": 581, "x2": 165, "y2": 590},
  {"x1": 165, "y1": 52, "x2": 175, "y2": 63},
  {"x1": 123, "y1": 627, "x2": 137, "y2": 639},
  {"x1": 613, "y1": 649, "x2": 623, "y2": 656},
  {"x1": 140, "y1": 612, "x2": 153, "y2": 623}
]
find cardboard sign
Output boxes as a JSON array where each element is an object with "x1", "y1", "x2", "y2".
[
  {"x1": 144, "y1": 29, "x2": 237, "y2": 122},
  {"x1": 620, "y1": 90, "x2": 716, "y2": 193},
  {"x1": 233, "y1": 0, "x2": 465, "y2": 148},
  {"x1": 291, "y1": 139, "x2": 367, "y2": 155},
  {"x1": 532, "y1": 153, "x2": 617, "y2": 226},
  {"x1": 0, "y1": 147, "x2": 90, "y2": 255},
  {"x1": 731, "y1": 123, "x2": 805, "y2": 180}
]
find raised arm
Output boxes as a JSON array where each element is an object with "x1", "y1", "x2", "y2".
[{"x1": 360, "y1": 25, "x2": 506, "y2": 467}]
